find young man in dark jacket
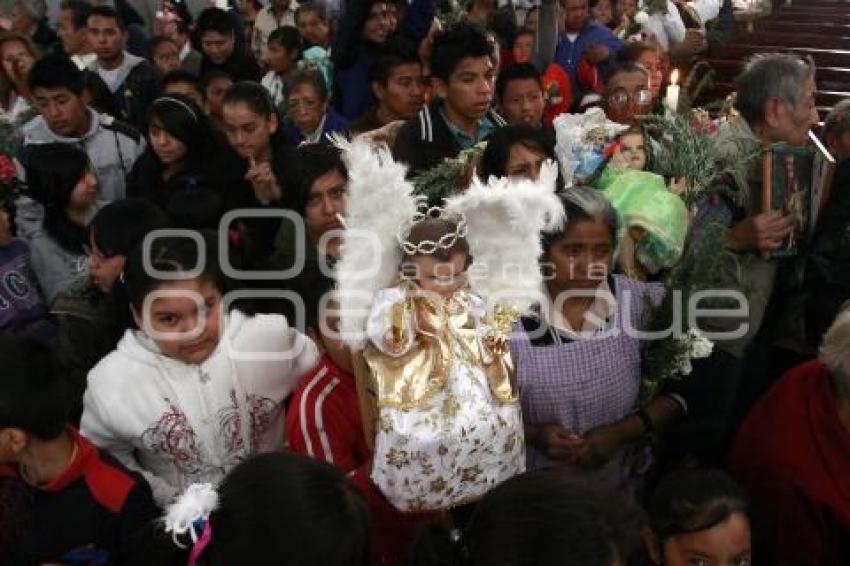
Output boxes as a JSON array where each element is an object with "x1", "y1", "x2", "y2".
[
  {"x1": 87, "y1": 5, "x2": 159, "y2": 130},
  {"x1": 393, "y1": 21, "x2": 506, "y2": 176}
]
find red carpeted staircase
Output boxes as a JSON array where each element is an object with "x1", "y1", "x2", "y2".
[{"x1": 703, "y1": 0, "x2": 850, "y2": 121}]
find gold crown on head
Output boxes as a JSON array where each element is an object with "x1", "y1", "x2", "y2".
[{"x1": 397, "y1": 206, "x2": 468, "y2": 256}]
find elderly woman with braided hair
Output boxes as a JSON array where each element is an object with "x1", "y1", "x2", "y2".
[{"x1": 514, "y1": 186, "x2": 683, "y2": 497}]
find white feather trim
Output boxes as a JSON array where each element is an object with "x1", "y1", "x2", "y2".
[
  {"x1": 332, "y1": 135, "x2": 419, "y2": 350},
  {"x1": 164, "y1": 483, "x2": 218, "y2": 548},
  {"x1": 445, "y1": 160, "x2": 565, "y2": 315}
]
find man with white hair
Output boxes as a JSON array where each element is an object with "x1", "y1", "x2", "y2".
[
  {"x1": 664, "y1": 53, "x2": 820, "y2": 466},
  {"x1": 728, "y1": 306, "x2": 850, "y2": 564}
]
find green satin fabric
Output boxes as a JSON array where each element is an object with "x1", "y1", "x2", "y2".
[{"x1": 597, "y1": 166, "x2": 689, "y2": 273}]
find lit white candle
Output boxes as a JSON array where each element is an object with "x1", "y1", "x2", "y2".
[{"x1": 665, "y1": 69, "x2": 681, "y2": 116}]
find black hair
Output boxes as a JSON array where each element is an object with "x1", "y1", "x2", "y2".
[
  {"x1": 368, "y1": 37, "x2": 420, "y2": 86},
  {"x1": 649, "y1": 468, "x2": 749, "y2": 544},
  {"x1": 89, "y1": 198, "x2": 171, "y2": 258},
  {"x1": 495, "y1": 62, "x2": 542, "y2": 103},
  {"x1": 222, "y1": 80, "x2": 276, "y2": 119},
  {"x1": 0, "y1": 335, "x2": 72, "y2": 440},
  {"x1": 20, "y1": 143, "x2": 91, "y2": 255},
  {"x1": 196, "y1": 7, "x2": 235, "y2": 37},
  {"x1": 414, "y1": 469, "x2": 645, "y2": 566},
  {"x1": 126, "y1": 452, "x2": 369, "y2": 566},
  {"x1": 147, "y1": 94, "x2": 214, "y2": 169},
  {"x1": 605, "y1": 62, "x2": 649, "y2": 89},
  {"x1": 488, "y1": 5, "x2": 518, "y2": 49},
  {"x1": 295, "y1": 1, "x2": 328, "y2": 22},
  {"x1": 122, "y1": 230, "x2": 225, "y2": 313},
  {"x1": 267, "y1": 25, "x2": 301, "y2": 52},
  {"x1": 201, "y1": 68, "x2": 233, "y2": 90},
  {"x1": 166, "y1": 188, "x2": 223, "y2": 230},
  {"x1": 617, "y1": 40, "x2": 657, "y2": 64},
  {"x1": 149, "y1": 34, "x2": 178, "y2": 58},
  {"x1": 61, "y1": 0, "x2": 93, "y2": 30},
  {"x1": 430, "y1": 21, "x2": 492, "y2": 83},
  {"x1": 88, "y1": 5, "x2": 125, "y2": 31},
  {"x1": 162, "y1": 69, "x2": 205, "y2": 101},
  {"x1": 222, "y1": 81, "x2": 290, "y2": 149},
  {"x1": 28, "y1": 53, "x2": 85, "y2": 95},
  {"x1": 512, "y1": 26, "x2": 534, "y2": 43},
  {"x1": 282, "y1": 144, "x2": 347, "y2": 216},
  {"x1": 479, "y1": 124, "x2": 555, "y2": 179},
  {"x1": 287, "y1": 68, "x2": 328, "y2": 103}
]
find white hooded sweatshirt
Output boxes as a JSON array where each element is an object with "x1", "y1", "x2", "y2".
[{"x1": 81, "y1": 309, "x2": 318, "y2": 506}]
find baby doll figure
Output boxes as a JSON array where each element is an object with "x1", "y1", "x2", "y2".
[
  {"x1": 612, "y1": 128, "x2": 648, "y2": 171},
  {"x1": 361, "y1": 212, "x2": 526, "y2": 513}
]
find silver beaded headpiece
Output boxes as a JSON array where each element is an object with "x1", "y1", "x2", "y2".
[{"x1": 397, "y1": 206, "x2": 468, "y2": 256}]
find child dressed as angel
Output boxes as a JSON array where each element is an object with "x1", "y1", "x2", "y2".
[{"x1": 361, "y1": 212, "x2": 526, "y2": 513}]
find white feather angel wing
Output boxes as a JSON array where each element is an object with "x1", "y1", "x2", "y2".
[
  {"x1": 445, "y1": 160, "x2": 564, "y2": 314},
  {"x1": 332, "y1": 136, "x2": 419, "y2": 350}
]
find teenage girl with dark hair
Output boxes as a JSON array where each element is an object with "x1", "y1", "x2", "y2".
[
  {"x1": 16, "y1": 143, "x2": 98, "y2": 303},
  {"x1": 126, "y1": 452, "x2": 369, "y2": 566},
  {"x1": 52, "y1": 198, "x2": 171, "y2": 414},
  {"x1": 221, "y1": 81, "x2": 293, "y2": 266},
  {"x1": 478, "y1": 124, "x2": 557, "y2": 182},
  {"x1": 126, "y1": 95, "x2": 244, "y2": 211},
  {"x1": 647, "y1": 468, "x2": 752, "y2": 566}
]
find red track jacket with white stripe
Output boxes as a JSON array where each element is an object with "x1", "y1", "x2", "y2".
[{"x1": 286, "y1": 355, "x2": 442, "y2": 565}]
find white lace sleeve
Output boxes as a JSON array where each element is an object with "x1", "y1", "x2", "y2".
[{"x1": 366, "y1": 287, "x2": 415, "y2": 357}]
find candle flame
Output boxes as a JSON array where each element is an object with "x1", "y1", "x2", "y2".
[{"x1": 670, "y1": 69, "x2": 679, "y2": 86}]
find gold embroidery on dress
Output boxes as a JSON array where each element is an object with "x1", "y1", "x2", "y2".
[{"x1": 363, "y1": 290, "x2": 519, "y2": 409}]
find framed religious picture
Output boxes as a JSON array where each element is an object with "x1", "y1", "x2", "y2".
[{"x1": 761, "y1": 138, "x2": 835, "y2": 258}]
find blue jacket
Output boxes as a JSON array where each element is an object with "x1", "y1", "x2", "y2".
[
  {"x1": 282, "y1": 108, "x2": 350, "y2": 145},
  {"x1": 553, "y1": 22, "x2": 622, "y2": 90}
]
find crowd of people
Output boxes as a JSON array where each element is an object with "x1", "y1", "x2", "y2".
[{"x1": 0, "y1": 0, "x2": 848, "y2": 563}]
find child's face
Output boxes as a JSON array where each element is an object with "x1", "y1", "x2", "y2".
[
  {"x1": 206, "y1": 76, "x2": 233, "y2": 118},
  {"x1": 86, "y1": 234, "x2": 125, "y2": 293},
  {"x1": 618, "y1": 132, "x2": 646, "y2": 170},
  {"x1": 266, "y1": 42, "x2": 295, "y2": 74},
  {"x1": 591, "y1": 0, "x2": 613, "y2": 25},
  {"x1": 132, "y1": 278, "x2": 223, "y2": 365},
  {"x1": 405, "y1": 251, "x2": 469, "y2": 299},
  {"x1": 512, "y1": 33, "x2": 533, "y2": 64},
  {"x1": 662, "y1": 512, "x2": 752, "y2": 566},
  {"x1": 152, "y1": 40, "x2": 180, "y2": 75}
]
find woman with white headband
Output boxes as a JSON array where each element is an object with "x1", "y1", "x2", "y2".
[{"x1": 125, "y1": 94, "x2": 244, "y2": 212}]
